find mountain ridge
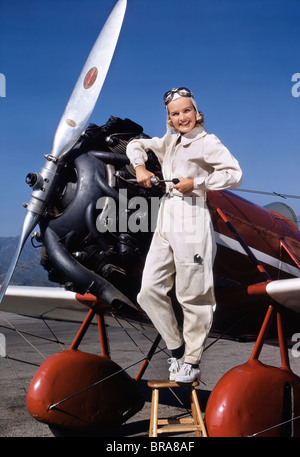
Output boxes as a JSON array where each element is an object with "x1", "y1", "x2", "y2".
[{"x1": 0, "y1": 236, "x2": 51, "y2": 287}]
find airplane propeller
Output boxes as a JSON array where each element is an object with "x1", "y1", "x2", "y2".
[{"x1": 0, "y1": 0, "x2": 127, "y2": 304}]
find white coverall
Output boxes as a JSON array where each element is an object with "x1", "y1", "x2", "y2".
[{"x1": 126, "y1": 125, "x2": 242, "y2": 364}]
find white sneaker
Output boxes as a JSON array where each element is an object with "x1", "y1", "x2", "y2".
[
  {"x1": 175, "y1": 363, "x2": 201, "y2": 383},
  {"x1": 168, "y1": 357, "x2": 183, "y2": 381}
]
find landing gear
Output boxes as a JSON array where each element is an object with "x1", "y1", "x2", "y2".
[
  {"x1": 205, "y1": 305, "x2": 300, "y2": 437},
  {"x1": 26, "y1": 295, "x2": 145, "y2": 432}
]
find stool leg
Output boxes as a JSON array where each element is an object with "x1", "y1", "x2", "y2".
[
  {"x1": 149, "y1": 388, "x2": 159, "y2": 437},
  {"x1": 190, "y1": 388, "x2": 200, "y2": 437},
  {"x1": 190, "y1": 388, "x2": 207, "y2": 437}
]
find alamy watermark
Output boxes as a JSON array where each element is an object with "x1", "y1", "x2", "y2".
[
  {"x1": 96, "y1": 189, "x2": 205, "y2": 244},
  {"x1": 0, "y1": 333, "x2": 6, "y2": 357},
  {"x1": 291, "y1": 73, "x2": 300, "y2": 98},
  {"x1": 291, "y1": 333, "x2": 300, "y2": 358},
  {"x1": 0, "y1": 73, "x2": 6, "y2": 97}
]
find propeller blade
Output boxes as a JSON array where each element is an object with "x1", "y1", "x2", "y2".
[
  {"x1": 51, "y1": 0, "x2": 127, "y2": 160},
  {"x1": 0, "y1": 212, "x2": 39, "y2": 304},
  {"x1": 27, "y1": 0, "x2": 127, "y2": 216},
  {"x1": 0, "y1": 0, "x2": 127, "y2": 304}
]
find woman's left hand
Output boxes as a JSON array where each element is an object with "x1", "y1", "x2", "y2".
[{"x1": 173, "y1": 178, "x2": 194, "y2": 194}]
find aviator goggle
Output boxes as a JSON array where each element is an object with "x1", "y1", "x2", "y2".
[{"x1": 163, "y1": 87, "x2": 194, "y2": 105}]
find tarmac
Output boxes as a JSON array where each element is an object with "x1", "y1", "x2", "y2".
[{"x1": 0, "y1": 310, "x2": 299, "y2": 440}]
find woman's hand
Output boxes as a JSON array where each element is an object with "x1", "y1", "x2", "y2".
[
  {"x1": 135, "y1": 165, "x2": 155, "y2": 188},
  {"x1": 174, "y1": 178, "x2": 194, "y2": 194}
]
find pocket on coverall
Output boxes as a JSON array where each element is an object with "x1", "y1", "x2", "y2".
[{"x1": 175, "y1": 262, "x2": 205, "y2": 304}]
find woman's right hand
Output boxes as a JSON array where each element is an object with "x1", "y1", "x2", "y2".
[{"x1": 135, "y1": 165, "x2": 155, "y2": 188}]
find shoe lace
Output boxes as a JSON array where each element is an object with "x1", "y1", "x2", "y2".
[
  {"x1": 167, "y1": 357, "x2": 180, "y2": 372},
  {"x1": 181, "y1": 363, "x2": 192, "y2": 374}
]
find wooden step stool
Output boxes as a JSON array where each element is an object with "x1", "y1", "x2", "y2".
[{"x1": 147, "y1": 380, "x2": 207, "y2": 437}]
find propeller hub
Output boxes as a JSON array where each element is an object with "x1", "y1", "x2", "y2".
[{"x1": 25, "y1": 172, "x2": 44, "y2": 190}]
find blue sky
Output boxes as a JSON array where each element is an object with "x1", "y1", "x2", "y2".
[{"x1": 0, "y1": 0, "x2": 300, "y2": 236}]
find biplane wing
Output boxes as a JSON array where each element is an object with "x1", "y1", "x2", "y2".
[
  {"x1": 0, "y1": 285, "x2": 145, "y2": 330},
  {"x1": 0, "y1": 285, "x2": 81, "y2": 321},
  {"x1": 248, "y1": 277, "x2": 300, "y2": 313}
]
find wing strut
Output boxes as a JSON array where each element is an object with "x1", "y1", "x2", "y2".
[
  {"x1": 280, "y1": 239, "x2": 300, "y2": 269},
  {"x1": 217, "y1": 208, "x2": 300, "y2": 313},
  {"x1": 216, "y1": 208, "x2": 272, "y2": 281}
]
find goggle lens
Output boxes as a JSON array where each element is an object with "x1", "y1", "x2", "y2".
[{"x1": 163, "y1": 87, "x2": 194, "y2": 105}]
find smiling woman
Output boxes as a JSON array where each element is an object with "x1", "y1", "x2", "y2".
[
  {"x1": 168, "y1": 98, "x2": 197, "y2": 133},
  {"x1": 165, "y1": 87, "x2": 204, "y2": 135},
  {"x1": 166, "y1": 97, "x2": 201, "y2": 195},
  {"x1": 126, "y1": 86, "x2": 242, "y2": 384}
]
